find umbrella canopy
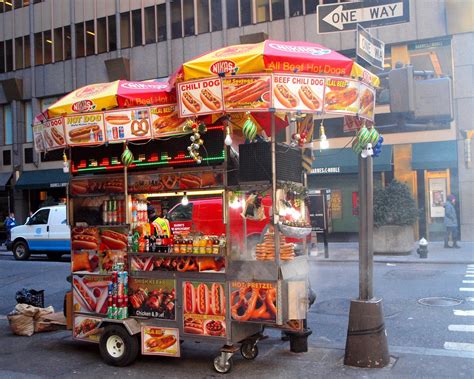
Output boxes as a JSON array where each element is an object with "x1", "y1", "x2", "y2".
[
  {"x1": 46, "y1": 79, "x2": 176, "y2": 118},
  {"x1": 175, "y1": 40, "x2": 379, "y2": 87}
]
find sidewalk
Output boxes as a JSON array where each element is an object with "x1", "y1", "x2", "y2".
[{"x1": 310, "y1": 241, "x2": 474, "y2": 264}]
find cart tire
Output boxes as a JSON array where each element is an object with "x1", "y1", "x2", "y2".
[
  {"x1": 213, "y1": 356, "x2": 233, "y2": 374},
  {"x1": 241, "y1": 342, "x2": 259, "y2": 360},
  {"x1": 13, "y1": 241, "x2": 30, "y2": 261},
  {"x1": 99, "y1": 325, "x2": 139, "y2": 367}
]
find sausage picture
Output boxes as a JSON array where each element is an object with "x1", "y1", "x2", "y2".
[
  {"x1": 68, "y1": 124, "x2": 100, "y2": 143},
  {"x1": 325, "y1": 87, "x2": 359, "y2": 110},
  {"x1": 182, "y1": 92, "x2": 202, "y2": 113},
  {"x1": 273, "y1": 83, "x2": 298, "y2": 108},
  {"x1": 101, "y1": 230, "x2": 128, "y2": 251},
  {"x1": 183, "y1": 282, "x2": 196, "y2": 314},
  {"x1": 71, "y1": 234, "x2": 99, "y2": 250},
  {"x1": 298, "y1": 85, "x2": 321, "y2": 110},
  {"x1": 210, "y1": 283, "x2": 226, "y2": 316},
  {"x1": 145, "y1": 334, "x2": 177, "y2": 351},
  {"x1": 225, "y1": 79, "x2": 269, "y2": 105},
  {"x1": 50, "y1": 127, "x2": 65, "y2": 145},
  {"x1": 183, "y1": 317, "x2": 203, "y2": 334},
  {"x1": 199, "y1": 89, "x2": 221, "y2": 111},
  {"x1": 42, "y1": 130, "x2": 54, "y2": 148},
  {"x1": 105, "y1": 114, "x2": 130, "y2": 125},
  {"x1": 359, "y1": 88, "x2": 374, "y2": 115},
  {"x1": 196, "y1": 283, "x2": 210, "y2": 315}
]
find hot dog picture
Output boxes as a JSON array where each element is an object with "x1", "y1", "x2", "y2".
[
  {"x1": 224, "y1": 77, "x2": 270, "y2": 108},
  {"x1": 199, "y1": 88, "x2": 222, "y2": 111},
  {"x1": 359, "y1": 88, "x2": 375, "y2": 116},
  {"x1": 197, "y1": 283, "x2": 210, "y2": 315},
  {"x1": 73, "y1": 275, "x2": 110, "y2": 314},
  {"x1": 50, "y1": 127, "x2": 65, "y2": 145},
  {"x1": 210, "y1": 283, "x2": 226, "y2": 316},
  {"x1": 68, "y1": 124, "x2": 100, "y2": 143},
  {"x1": 105, "y1": 114, "x2": 130, "y2": 125},
  {"x1": 182, "y1": 91, "x2": 202, "y2": 113},
  {"x1": 142, "y1": 327, "x2": 180, "y2": 356},
  {"x1": 325, "y1": 86, "x2": 359, "y2": 111},
  {"x1": 42, "y1": 130, "x2": 54, "y2": 148},
  {"x1": 183, "y1": 282, "x2": 196, "y2": 314},
  {"x1": 100, "y1": 229, "x2": 128, "y2": 251},
  {"x1": 230, "y1": 282, "x2": 277, "y2": 323},
  {"x1": 179, "y1": 173, "x2": 202, "y2": 189},
  {"x1": 298, "y1": 85, "x2": 321, "y2": 110},
  {"x1": 273, "y1": 83, "x2": 298, "y2": 108},
  {"x1": 152, "y1": 111, "x2": 184, "y2": 134}
]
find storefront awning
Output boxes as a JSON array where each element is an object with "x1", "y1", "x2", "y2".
[
  {"x1": 412, "y1": 141, "x2": 458, "y2": 170},
  {"x1": 0, "y1": 172, "x2": 12, "y2": 191},
  {"x1": 310, "y1": 145, "x2": 393, "y2": 175},
  {"x1": 15, "y1": 169, "x2": 69, "y2": 190}
]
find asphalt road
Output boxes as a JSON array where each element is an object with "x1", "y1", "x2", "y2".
[{"x1": 0, "y1": 252, "x2": 473, "y2": 378}]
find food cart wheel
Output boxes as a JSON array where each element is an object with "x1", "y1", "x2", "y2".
[
  {"x1": 240, "y1": 342, "x2": 259, "y2": 360},
  {"x1": 99, "y1": 324, "x2": 139, "y2": 367},
  {"x1": 213, "y1": 352, "x2": 233, "y2": 374}
]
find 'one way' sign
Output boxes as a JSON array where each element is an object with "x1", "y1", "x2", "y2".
[{"x1": 317, "y1": 0, "x2": 410, "y2": 34}]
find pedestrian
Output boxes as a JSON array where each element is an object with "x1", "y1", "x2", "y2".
[
  {"x1": 4, "y1": 212, "x2": 17, "y2": 242},
  {"x1": 444, "y1": 194, "x2": 460, "y2": 248}
]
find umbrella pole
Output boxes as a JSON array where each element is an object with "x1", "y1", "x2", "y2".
[{"x1": 271, "y1": 112, "x2": 280, "y2": 267}]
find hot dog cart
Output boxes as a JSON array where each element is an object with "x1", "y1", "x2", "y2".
[{"x1": 33, "y1": 40, "x2": 379, "y2": 373}]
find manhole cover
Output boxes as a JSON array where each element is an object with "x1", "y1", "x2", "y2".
[{"x1": 418, "y1": 297, "x2": 463, "y2": 307}]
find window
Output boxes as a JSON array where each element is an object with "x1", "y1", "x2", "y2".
[
  {"x1": 183, "y1": 0, "x2": 195, "y2": 36},
  {"x1": 4, "y1": 1, "x2": 12, "y2": 12},
  {"x1": 132, "y1": 9, "x2": 142, "y2": 46},
  {"x1": 144, "y1": 6, "x2": 156, "y2": 44},
  {"x1": 54, "y1": 27, "x2": 63, "y2": 61},
  {"x1": 211, "y1": 0, "x2": 222, "y2": 31},
  {"x1": 43, "y1": 30, "x2": 52, "y2": 64},
  {"x1": 256, "y1": 0, "x2": 269, "y2": 23},
  {"x1": 0, "y1": 2, "x2": 3, "y2": 13},
  {"x1": 226, "y1": 0, "x2": 239, "y2": 28},
  {"x1": 157, "y1": 4, "x2": 167, "y2": 41},
  {"x1": 25, "y1": 101, "x2": 33, "y2": 143},
  {"x1": 107, "y1": 16, "x2": 116, "y2": 51},
  {"x1": 0, "y1": 42, "x2": 4, "y2": 72},
  {"x1": 40, "y1": 149, "x2": 62, "y2": 162},
  {"x1": 272, "y1": 0, "x2": 284, "y2": 20},
  {"x1": 85, "y1": 20, "x2": 95, "y2": 55},
  {"x1": 97, "y1": 17, "x2": 107, "y2": 53},
  {"x1": 197, "y1": 0, "x2": 210, "y2": 34},
  {"x1": 64, "y1": 26, "x2": 71, "y2": 59},
  {"x1": 34, "y1": 32, "x2": 42, "y2": 64},
  {"x1": 3, "y1": 150, "x2": 11, "y2": 166},
  {"x1": 290, "y1": 1, "x2": 303, "y2": 17},
  {"x1": 120, "y1": 12, "x2": 130, "y2": 48},
  {"x1": 75, "y1": 22, "x2": 85, "y2": 57},
  {"x1": 14, "y1": 0, "x2": 23, "y2": 8},
  {"x1": 167, "y1": 204, "x2": 193, "y2": 222},
  {"x1": 171, "y1": 1, "x2": 182, "y2": 39},
  {"x1": 5, "y1": 40, "x2": 13, "y2": 71},
  {"x1": 15, "y1": 37, "x2": 23, "y2": 69},
  {"x1": 241, "y1": 0, "x2": 252, "y2": 25},
  {"x1": 4, "y1": 104, "x2": 13, "y2": 145},
  {"x1": 24, "y1": 35, "x2": 31, "y2": 67},
  {"x1": 305, "y1": 0, "x2": 319, "y2": 14},
  {"x1": 24, "y1": 147, "x2": 34, "y2": 164},
  {"x1": 29, "y1": 209, "x2": 50, "y2": 225}
]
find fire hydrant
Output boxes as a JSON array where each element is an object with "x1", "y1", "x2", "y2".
[{"x1": 417, "y1": 238, "x2": 429, "y2": 258}]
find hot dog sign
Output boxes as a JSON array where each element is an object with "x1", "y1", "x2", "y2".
[
  {"x1": 104, "y1": 108, "x2": 152, "y2": 142},
  {"x1": 64, "y1": 113, "x2": 106, "y2": 146},
  {"x1": 177, "y1": 78, "x2": 224, "y2": 117},
  {"x1": 41, "y1": 117, "x2": 66, "y2": 150},
  {"x1": 272, "y1": 74, "x2": 325, "y2": 113}
]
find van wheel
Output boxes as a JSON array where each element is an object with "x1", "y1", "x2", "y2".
[
  {"x1": 99, "y1": 325, "x2": 139, "y2": 367},
  {"x1": 13, "y1": 241, "x2": 30, "y2": 261},
  {"x1": 47, "y1": 252, "x2": 63, "y2": 261}
]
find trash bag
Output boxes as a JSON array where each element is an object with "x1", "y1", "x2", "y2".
[
  {"x1": 7, "y1": 304, "x2": 55, "y2": 336},
  {"x1": 15, "y1": 288, "x2": 45, "y2": 308}
]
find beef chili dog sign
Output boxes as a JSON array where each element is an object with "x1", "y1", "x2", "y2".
[
  {"x1": 64, "y1": 113, "x2": 106, "y2": 146},
  {"x1": 272, "y1": 74, "x2": 325, "y2": 113},
  {"x1": 177, "y1": 78, "x2": 224, "y2": 117}
]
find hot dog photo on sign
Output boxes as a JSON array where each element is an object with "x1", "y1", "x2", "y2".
[
  {"x1": 72, "y1": 274, "x2": 112, "y2": 315},
  {"x1": 105, "y1": 108, "x2": 152, "y2": 142},
  {"x1": 324, "y1": 78, "x2": 360, "y2": 115},
  {"x1": 222, "y1": 75, "x2": 271, "y2": 111},
  {"x1": 42, "y1": 118, "x2": 66, "y2": 150},
  {"x1": 178, "y1": 78, "x2": 223, "y2": 117},
  {"x1": 150, "y1": 104, "x2": 187, "y2": 137},
  {"x1": 182, "y1": 281, "x2": 226, "y2": 337},
  {"x1": 358, "y1": 83, "x2": 376, "y2": 120},
  {"x1": 142, "y1": 326, "x2": 180, "y2": 357},
  {"x1": 65, "y1": 113, "x2": 106, "y2": 146},
  {"x1": 272, "y1": 74, "x2": 324, "y2": 113}
]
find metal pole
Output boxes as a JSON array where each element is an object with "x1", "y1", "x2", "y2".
[{"x1": 271, "y1": 113, "x2": 280, "y2": 265}]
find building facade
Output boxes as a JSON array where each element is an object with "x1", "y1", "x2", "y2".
[{"x1": 0, "y1": 0, "x2": 472, "y2": 239}]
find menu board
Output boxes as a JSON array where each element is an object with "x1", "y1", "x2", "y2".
[
  {"x1": 142, "y1": 326, "x2": 180, "y2": 357},
  {"x1": 150, "y1": 104, "x2": 187, "y2": 137},
  {"x1": 222, "y1": 74, "x2": 271, "y2": 112},
  {"x1": 73, "y1": 315, "x2": 103, "y2": 343},
  {"x1": 72, "y1": 274, "x2": 112, "y2": 315},
  {"x1": 33, "y1": 124, "x2": 45, "y2": 153},
  {"x1": 41, "y1": 117, "x2": 66, "y2": 151},
  {"x1": 64, "y1": 113, "x2": 106, "y2": 146},
  {"x1": 128, "y1": 278, "x2": 176, "y2": 320},
  {"x1": 70, "y1": 176, "x2": 124, "y2": 195},
  {"x1": 230, "y1": 281, "x2": 277, "y2": 323},
  {"x1": 182, "y1": 281, "x2": 226, "y2": 337},
  {"x1": 177, "y1": 78, "x2": 224, "y2": 117},
  {"x1": 104, "y1": 108, "x2": 152, "y2": 143},
  {"x1": 323, "y1": 78, "x2": 360, "y2": 116},
  {"x1": 272, "y1": 74, "x2": 324, "y2": 113},
  {"x1": 358, "y1": 83, "x2": 376, "y2": 121}
]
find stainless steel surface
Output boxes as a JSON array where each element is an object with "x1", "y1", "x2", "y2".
[
  {"x1": 279, "y1": 256, "x2": 309, "y2": 280},
  {"x1": 226, "y1": 260, "x2": 279, "y2": 281},
  {"x1": 230, "y1": 322, "x2": 263, "y2": 343}
]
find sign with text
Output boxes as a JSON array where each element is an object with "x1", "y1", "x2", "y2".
[
  {"x1": 222, "y1": 75, "x2": 271, "y2": 112},
  {"x1": 317, "y1": 0, "x2": 410, "y2": 33},
  {"x1": 177, "y1": 78, "x2": 224, "y2": 117},
  {"x1": 272, "y1": 74, "x2": 325, "y2": 113},
  {"x1": 41, "y1": 117, "x2": 66, "y2": 151},
  {"x1": 104, "y1": 108, "x2": 152, "y2": 143},
  {"x1": 323, "y1": 78, "x2": 360, "y2": 116},
  {"x1": 356, "y1": 25, "x2": 385, "y2": 69},
  {"x1": 150, "y1": 104, "x2": 187, "y2": 137}
]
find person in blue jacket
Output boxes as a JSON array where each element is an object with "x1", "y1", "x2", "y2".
[
  {"x1": 5, "y1": 212, "x2": 17, "y2": 242},
  {"x1": 444, "y1": 195, "x2": 460, "y2": 248}
]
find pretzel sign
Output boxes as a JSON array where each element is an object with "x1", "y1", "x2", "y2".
[{"x1": 131, "y1": 119, "x2": 150, "y2": 136}]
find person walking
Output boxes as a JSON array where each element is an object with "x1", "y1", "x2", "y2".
[
  {"x1": 4, "y1": 212, "x2": 17, "y2": 242},
  {"x1": 444, "y1": 194, "x2": 460, "y2": 248}
]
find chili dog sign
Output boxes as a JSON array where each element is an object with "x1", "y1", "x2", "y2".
[
  {"x1": 41, "y1": 117, "x2": 66, "y2": 151},
  {"x1": 272, "y1": 74, "x2": 325, "y2": 113},
  {"x1": 177, "y1": 78, "x2": 224, "y2": 117},
  {"x1": 64, "y1": 113, "x2": 106, "y2": 146},
  {"x1": 104, "y1": 108, "x2": 152, "y2": 142}
]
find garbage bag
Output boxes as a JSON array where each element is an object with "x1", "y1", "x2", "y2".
[{"x1": 15, "y1": 288, "x2": 45, "y2": 308}]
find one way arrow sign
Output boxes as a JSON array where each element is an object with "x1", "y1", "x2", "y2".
[{"x1": 317, "y1": 0, "x2": 410, "y2": 34}]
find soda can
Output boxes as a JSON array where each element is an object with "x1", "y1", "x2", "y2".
[
  {"x1": 122, "y1": 272, "x2": 128, "y2": 287},
  {"x1": 112, "y1": 295, "x2": 118, "y2": 306},
  {"x1": 111, "y1": 306, "x2": 117, "y2": 319},
  {"x1": 107, "y1": 306, "x2": 113, "y2": 319},
  {"x1": 108, "y1": 294, "x2": 113, "y2": 307},
  {"x1": 108, "y1": 283, "x2": 114, "y2": 295},
  {"x1": 112, "y1": 126, "x2": 118, "y2": 140},
  {"x1": 112, "y1": 271, "x2": 118, "y2": 284},
  {"x1": 118, "y1": 283, "x2": 124, "y2": 297},
  {"x1": 119, "y1": 126, "x2": 125, "y2": 139}
]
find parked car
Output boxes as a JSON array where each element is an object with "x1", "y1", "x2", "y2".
[{"x1": 7, "y1": 205, "x2": 71, "y2": 261}]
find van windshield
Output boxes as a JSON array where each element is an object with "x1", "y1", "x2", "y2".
[{"x1": 167, "y1": 204, "x2": 193, "y2": 222}]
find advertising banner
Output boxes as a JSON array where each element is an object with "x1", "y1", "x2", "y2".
[
  {"x1": 150, "y1": 104, "x2": 187, "y2": 137},
  {"x1": 64, "y1": 112, "x2": 106, "y2": 146},
  {"x1": 142, "y1": 326, "x2": 180, "y2": 357},
  {"x1": 104, "y1": 108, "x2": 152, "y2": 143},
  {"x1": 272, "y1": 74, "x2": 325, "y2": 113},
  {"x1": 128, "y1": 278, "x2": 176, "y2": 320},
  {"x1": 73, "y1": 315, "x2": 103, "y2": 343},
  {"x1": 41, "y1": 117, "x2": 66, "y2": 151},
  {"x1": 358, "y1": 83, "x2": 376, "y2": 121},
  {"x1": 33, "y1": 124, "x2": 45, "y2": 153},
  {"x1": 222, "y1": 74, "x2": 271, "y2": 112},
  {"x1": 230, "y1": 281, "x2": 277, "y2": 323},
  {"x1": 72, "y1": 274, "x2": 112, "y2": 315},
  {"x1": 323, "y1": 78, "x2": 360, "y2": 116},
  {"x1": 177, "y1": 78, "x2": 224, "y2": 117},
  {"x1": 182, "y1": 281, "x2": 226, "y2": 337}
]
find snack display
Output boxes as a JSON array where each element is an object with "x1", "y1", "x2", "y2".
[{"x1": 255, "y1": 231, "x2": 295, "y2": 261}]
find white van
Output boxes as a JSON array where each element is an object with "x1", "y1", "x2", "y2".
[{"x1": 8, "y1": 205, "x2": 71, "y2": 260}]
